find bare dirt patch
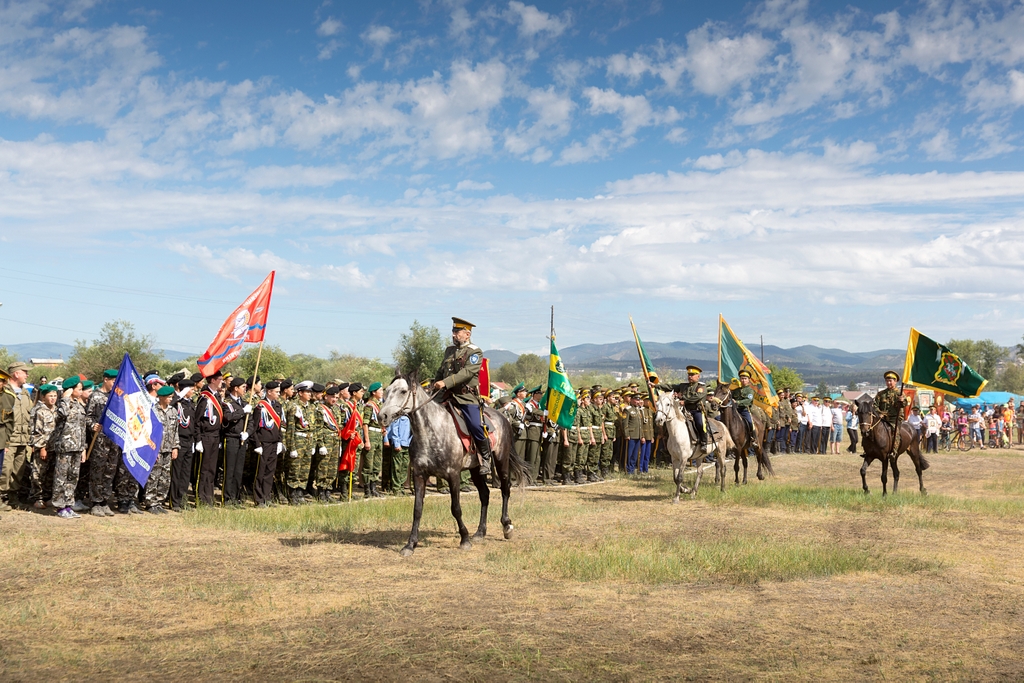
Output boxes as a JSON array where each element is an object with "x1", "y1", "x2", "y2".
[{"x1": 3, "y1": 449, "x2": 1024, "y2": 681}]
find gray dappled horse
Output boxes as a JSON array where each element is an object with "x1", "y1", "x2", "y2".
[
  {"x1": 710, "y1": 382, "x2": 775, "y2": 484},
  {"x1": 379, "y1": 374, "x2": 527, "y2": 557},
  {"x1": 655, "y1": 392, "x2": 733, "y2": 501},
  {"x1": 854, "y1": 396, "x2": 929, "y2": 495}
]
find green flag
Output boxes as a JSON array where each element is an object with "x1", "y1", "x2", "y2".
[
  {"x1": 629, "y1": 317, "x2": 659, "y2": 389},
  {"x1": 540, "y1": 337, "x2": 578, "y2": 428},
  {"x1": 718, "y1": 314, "x2": 778, "y2": 416},
  {"x1": 903, "y1": 328, "x2": 987, "y2": 398}
]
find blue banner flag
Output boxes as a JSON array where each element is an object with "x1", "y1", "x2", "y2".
[{"x1": 102, "y1": 353, "x2": 163, "y2": 487}]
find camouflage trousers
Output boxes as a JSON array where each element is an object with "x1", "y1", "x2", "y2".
[
  {"x1": 29, "y1": 449, "x2": 54, "y2": 503},
  {"x1": 361, "y1": 433, "x2": 382, "y2": 484},
  {"x1": 51, "y1": 450, "x2": 83, "y2": 509},
  {"x1": 313, "y1": 440, "x2": 340, "y2": 492},
  {"x1": 114, "y1": 455, "x2": 140, "y2": 504},
  {"x1": 285, "y1": 434, "x2": 314, "y2": 491},
  {"x1": 89, "y1": 436, "x2": 120, "y2": 505},
  {"x1": 584, "y1": 440, "x2": 602, "y2": 473},
  {"x1": 523, "y1": 438, "x2": 541, "y2": 482},
  {"x1": 144, "y1": 451, "x2": 173, "y2": 506}
]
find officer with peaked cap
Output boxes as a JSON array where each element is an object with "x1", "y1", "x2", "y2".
[
  {"x1": 681, "y1": 365, "x2": 710, "y2": 446},
  {"x1": 433, "y1": 317, "x2": 493, "y2": 475}
]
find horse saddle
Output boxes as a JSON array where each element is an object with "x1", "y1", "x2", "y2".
[
  {"x1": 682, "y1": 411, "x2": 719, "y2": 452},
  {"x1": 446, "y1": 403, "x2": 499, "y2": 467}
]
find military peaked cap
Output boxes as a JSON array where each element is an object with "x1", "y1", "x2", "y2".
[{"x1": 452, "y1": 317, "x2": 475, "y2": 330}]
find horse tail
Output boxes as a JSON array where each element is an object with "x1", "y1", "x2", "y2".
[{"x1": 909, "y1": 429, "x2": 930, "y2": 471}]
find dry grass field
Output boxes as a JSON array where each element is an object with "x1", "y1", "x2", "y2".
[{"x1": 3, "y1": 448, "x2": 1024, "y2": 681}]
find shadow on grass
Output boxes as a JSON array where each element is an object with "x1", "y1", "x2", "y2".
[
  {"x1": 278, "y1": 528, "x2": 412, "y2": 549},
  {"x1": 579, "y1": 491, "x2": 667, "y2": 503}
]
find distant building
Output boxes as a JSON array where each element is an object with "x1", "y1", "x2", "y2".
[{"x1": 29, "y1": 358, "x2": 63, "y2": 368}]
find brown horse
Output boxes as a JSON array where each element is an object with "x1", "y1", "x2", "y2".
[
  {"x1": 854, "y1": 396, "x2": 929, "y2": 495},
  {"x1": 710, "y1": 382, "x2": 775, "y2": 483}
]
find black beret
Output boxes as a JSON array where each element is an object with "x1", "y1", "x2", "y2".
[
  {"x1": 265, "y1": 380, "x2": 281, "y2": 390},
  {"x1": 325, "y1": 386, "x2": 340, "y2": 395},
  {"x1": 229, "y1": 377, "x2": 246, "y2": 388},
  {"x1": 311, "y1": 383, "x2": 326, "y2": 393},
  {"x1": 178, "y1": 379, "x2": 196, "y2": 389},
  {"x1": 348, "y1": 382, "x2": 364, "y2": 393},
  {"x1": 207, "y1": 370, "x2": 223, "y2": 380},
  {"x1": 337, "y1": 382, "x2": 350, "y2": 391},
  {"x1": 190, "y1": 372, "x2": 204, "y2": 383},
  {"x1": 280, "y1": 379, "x2": 293, "y2": 390},
  {"x1": 248, "y1": 376, "x2": 261, "y2": 386}
]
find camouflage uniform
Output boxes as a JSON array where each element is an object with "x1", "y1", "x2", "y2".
[
  {"x1": 28, "y1": 401, "x2": 57, "y2": 504},
  {"x1": 576, "y1": 401, "x2": 595, "y2": 482},
  {"x1": 286, "y1": 399, "x2": 316, "y2": 493},
  {"x1": 145, "y1": 403, "x2": 181, "y2": 508},
  {"x1": 85, "y1": 387, "x2": 121, "y2": 506},
  {"x1": 314, "y1": 401, "x2": 342, "y2": 494},
  {"x1": 541, "y1": 418, "x2": 560, "y2": 484},
  {"x1": 277, "y1": 395, "x2": 296, "y2": 500},
  {"x1": 51, "y1": 397, "x2": 87, "y2": 509},
  {"x1": 362, "y1": 399, "x2": 383, "y2": 486},
  {"x1": 559, "y1": 409, "x2": 582, "y2": 484}
]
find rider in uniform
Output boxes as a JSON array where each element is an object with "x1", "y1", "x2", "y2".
[
  {"x1": 680, "y1": 366, "x2": 709, "y2": 446},
  {"x1": 732, "y1": 370, "x2": 755, "y2": 434},
  {"x1": 433, "y1": 317, "x2": 493, "y2": 475},
  {"x1": 874, "y1": 370, "x2": 908, "y2": 453}
]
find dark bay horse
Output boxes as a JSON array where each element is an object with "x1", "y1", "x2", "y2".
[
  {"x1": 855, "y1": 396, "x2": 929, "y2": 495},
  {"x1": 710, "y1": 383, "x2": 775, "y2": 483},
  {"x1": 379, "y1": 374, "x2": 527, "y2": 557}
]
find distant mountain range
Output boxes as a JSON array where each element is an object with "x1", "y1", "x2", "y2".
[
  {"x1": 2, "y1": 342, "x2": 194, "y2": 363},
  {"x1": 484, "y1": 340, "x2": 905, "y2": 384}
]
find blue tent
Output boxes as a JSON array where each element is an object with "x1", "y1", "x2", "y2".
[{"x1": 950, "y1": 391, "x2": 1024, "y2": 409}]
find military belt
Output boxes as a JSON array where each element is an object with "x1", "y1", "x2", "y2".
[
  {"x1": 604, "y1": 421, "x2": 614, "y2": 425},
  {"x1": 368, "y1": 427, "x2": 382, "y2": 433},
  {"x1": 294, "y1": 431, "x2": 308, "y2": 437}
]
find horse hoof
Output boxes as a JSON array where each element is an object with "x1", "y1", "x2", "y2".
[
  {"x1": 471, "y1": 532, "x2": 486, "y2": 542},
  {"x1": 399, "y1": 547, "x2": 414, "y2": 557},
  {"x1": 503, "y1": 525, "x2": 514, "y2": 540},
  {"x1": 460, "y1": 540, "x2": 473, "y2": 551},
  {"x1": 921, "y1": 488, "x2": 928, "y2": 496}
]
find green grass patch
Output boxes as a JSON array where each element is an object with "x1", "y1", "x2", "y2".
[
  {"x1": 486, "y1": 535, "x2": 935, "y2": 584},
  {"x1": 641, "y1": 471, "x2": 1024, "y2": 516},
  {"x1": 983, "y1": 477, "x2": 1024, "y2": 496}
]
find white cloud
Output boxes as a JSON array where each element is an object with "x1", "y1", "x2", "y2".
[
  {"x1": 317, "y1": 17, "x2": 342, "y2": 37},
  {"x1": 505, "y1": 1, "x2": 570, "y2": 39},
  {"x1": 685, "y1": 25, "x2": 774, "y2": 96},
  {"x1": 583, "y1": 87, "x2": 679, "y2": 136},
  {"x1": 920, "y1": 129, "x2": 956, "y2": 161},
  {"x1": 243, "y1": 164, "x2": 353, "y2": 189},
  {"x1": 456, "y1": 180, "x2": 494, "y2": 191},
  {"x1": 362, "y1": 24, "x2": 397, "y2": 47},
  {"x1": 168, "y1": 244, "x2": 373, "y2": 288}
]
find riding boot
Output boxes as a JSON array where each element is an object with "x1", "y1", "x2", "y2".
[{"x1": 475, "y1": 438, "x2": 492, "y2": 476}]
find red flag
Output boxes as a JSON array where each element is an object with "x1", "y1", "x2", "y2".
[
  {"x1": 197, "y1": 272, "x2": 275, "y2": 378},
  {"x1": 339, "y1": 404, "x2": 363, "y2": 472},
  {"x1": 479, "y1": 357, "x2": 490, "y2": 398}
]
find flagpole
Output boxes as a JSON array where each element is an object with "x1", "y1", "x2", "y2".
[{"x1": 629, "y1": 316, "x2": 656, "y2": 407}]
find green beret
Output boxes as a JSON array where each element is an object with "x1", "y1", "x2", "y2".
[
  {"x1": 38, "y1": 384, "x2": 58, "y2": 395},
  {"x1": 368, "y1": 381, "x2": 382, "y2": 393},
  {"x1": 81, "y1": 380, "x2": 94, "y2": 390},
  {"x1": 62, "y1": 377, "x2": 82, "y2": 390},
  {"x1": 103, "y1": 369, "x2": 119, "y2": 379},
  {"x1": 156, "y1": 385, "x2": 174, "y2": 397}
]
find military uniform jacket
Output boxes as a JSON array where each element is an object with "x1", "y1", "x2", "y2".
[
  {"x1": 175, "y1": 395, "x2": 196, "y2": 444},
  {"x1": 577, "y1": 404, "x2": 595, "y2": 442},
  {"x1": 524, "y1": 399, "x2": 544, "y2": 441},
  {"x1": 435, "y1": 341, "x2": 484, "y2": 406},
  {"x1": 731, "y1": 385, "x2": 754, "y2": 409},
  {"x1": 503, "y1": 398, "x2": 526, "y2": 435},
  {"x1": 255, "y1": 399, "x2": 283, "y2": 445},
  {"x1": 196, "y1": 389, "x2": 224, "y2": 439},
  {"x1": 1, "y1": 384, "x2": 33, "y2": 447},
  {"x1": 623, "y1": 406, "x2": 643, "y2": 439},
  {"x1": 30, "y1": 402, "x2": 57, "y2": 450},
  {"x1": 640, "y1": 405, "x2": 654, "y2": 440},
  {"x1": 222, "y1": 394, "x2": 247, "y2": 438},
  {"x1": 874, "y1": 388, "x2": 906, "y2": 423},
  {"x1": 317, "y1": 401, "x2": 342, "y2": 448},
  {"x1": 363, "y1": 400, "x2": 383, "y2": 439},
  {"x1": 681, "y1": 381, "x2": 708, "y2": 409},
  {"x1": 600, "y1": 403, "x2": 617, "y2": 439},
  {"x1": 54, "y1": 397, "x2": 87, "y2": 453},
  {"x1": 154, "y1": 404, "x2": 181, "y2": 453}
]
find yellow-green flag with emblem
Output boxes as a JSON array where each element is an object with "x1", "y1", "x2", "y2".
[
  {"x1": 540, "y1": 337, "x2": 578, "y2": 428},
  {"x1": 718, "y1": 314, "x2": 778, "y2": 416},
  {"x1": 902, "y1": 328, "x2": 987, "y2": 398}
]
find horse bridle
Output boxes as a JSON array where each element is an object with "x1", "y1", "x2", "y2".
[{"x1": 394, "y1": 381, "x2": 440, "y2": 418}]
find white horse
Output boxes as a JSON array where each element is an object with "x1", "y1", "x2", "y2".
[
  {"x1": 379, "y1": 374, "x2": 527, "y2": 557},
  {"x1": 654, "y1": 392, "x2": 733, "y2": 502}
]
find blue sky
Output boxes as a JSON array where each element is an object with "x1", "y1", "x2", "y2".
[{"x1": 2, "y1": 0, "x2": 1024, "y2": 360}]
